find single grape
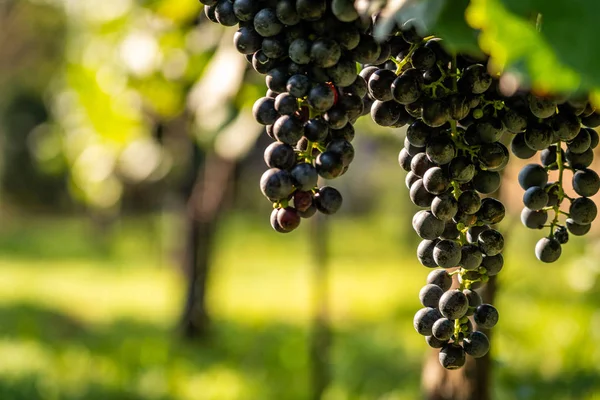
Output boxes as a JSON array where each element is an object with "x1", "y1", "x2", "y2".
[
  {"x1": 314, "y1": 186, "x2": 343, "y2": 215},
  {"x1": 421, "y1": 99, "x2": 450, "y2": 128},
  {"x1": 473, "y1": 170, "x2": 501, "y2": 194},
  {"x1": 439, "y1": 343, "x2": 466, "y2": 370},
  {"x1": 308, "y1": 83, "x2": 335, "y2": 112},
  {"x1": 274, "y1": 114, "x2": 304, "y2": 144},
  {"x1": 274, "y1": 0, "x2": 299, "y2": 25},
  {"x1": 413, "y1": 210, "x2": 445, "y2": 240},
  {"x1": 426, "y1": 139, "x2": 456, "y2": 165},
  {"x1": 311, "y1": 38, "x2": 342, "y2": 68},
  {"x1": 523, "y1": 186, "x2": 549, "y2": 211},
  {"x1": 414, "y1": 307, "x2": 442, "y2": 336},
  {"x1": 371, "y1": 100, "x2": 404, "y2": 126},
  {"x1": 427, "y1": 269, "x2": 453, "y2": 291},
  {"x1": 457, "y1": 190, "x2": 481, "y2": 215},
  {"x1": 286, "y1": 74, "x2": 310, "y2": 98},
  {"x1": 511, "y1": 132, "x2": 537, "y2": 159},
  {"x1": 277, "y1": 207, "x2": 301, "y2": 231},
  {"x1": 464, "y1": 288, "x2": 482, "y2": 311},
  {"x1": 264, "y1": 142, "x2": 296, "y2": 170},
  {"x1": 439, "y1": 290, "x2": 469, "y2": 320},
  {"x1": 433, "y1": 240, "x2": 462, "y2": 269},
  {"x1": 254, "y1": 8, "x2": 283, "y2": 37},
  {"x1": 291, "y1": 163, "x2": 318, "y2": 191},
  {"x1": 501, "y1": 108, "x2": 528, "y2": 133},
  {"x1": 288, "y1": 38, "x2": 312, "y2": 65},
  {"x1": 411, "y1": 153, "x2": 436, "y2": 177},
  {"x1": 474, "y1": 304, "x2": 499, "y2": 329},
  {"x1": 431, "y1": 194, "x2": 458, "y2": 222},
  {"x1": 458, "y1": 64, "x2": 492, "y2": 94},
  {"x1": 477, "y1": 198, "x2": 505, "y2": 225},
  {"x1": 463, "y1": 331, "x2": 490, "y2": 358},
  {"x1": 448, "y1": 156, "x2": 476, "y2": 183},
  {"x1": 567, "y1": 128, "x2": 592, "y2": 154},
  {"x1": 410, "y1": 179, "x2": 435, "y2": 208},
  {"x1": 253, "y1": 97, "x2": 279, "y2": 125},
  {"x1": 274, "y1": 93, "x2": 299, "y2": 116},
  {"x1": 423, "y1": 167, "x2": 450, "y2": 195},
  {"x1": 399, "y1": 148, "x2": 413, "y2": 172},
  {"x1": 391, "y1": 68, "x2": 423, "y2": 105},
  {"x1": 569, "y1": 197, "x2": 597, "y2": 224},
  {"x1": 406, "y1": 120, "x2": 431, "y2": 147},
  {"x1": 432, "y1": 318, "x2": 454, "y2": 341},
  {"x1": 270, "y1": 208, "x2": 289, "y2": 233},
  {"x1": 351, "y1": 34, "x2": 382, "y2": 64},
  {"x1": 566, "y1": 147, "x2": 593, "y2": 169},
  {"x1": 460, "y1": 244, "x2": 483, "y2": 270},
  {"x1": 316, "y1": 151, "x2": 344, "y2": 179},
  {"x1": 481, "y1": 254, "x2": 503, "y2": 276},
  {"x1": 528, "y1": 94, "x2": 556, "y2": 119},
  {"x1": 367, "y1": 69, "x2": 396, "y2": 101},
  {"x1": 478, "y1": 229, "x2": 504, "y2": 256},
  {"x1": 521, "y1": 208, "x2": 548, "y2": 229},
  {"x1": 420, "y1": 284, "x2": 444, "y2": 308},
  {"x1": 260, "y1": 168, "x2": 293, "y2": 201},
  {"x1": 524, "y1": 124, "x2": 554, "y2": 151},
  {"x1": 417, "y1": 238, "x2": 440, "y2": 268},
  {"x1": 573, "y1": 169, "x2": 600, "y2": 197},
  {"x1": 518, "y1": 164, "x2": 548, "y2": 190}
]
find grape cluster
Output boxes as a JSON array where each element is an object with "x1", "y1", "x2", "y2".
[
  {"x1": 368, "y1": 25, "x2": 507, "y2": 369},
  {"x1": 512, "y1": 95, "x2": 600, "y2": 262},
  {"x1": 201, "y1": 0, "x2": 378, "y2": 232}
]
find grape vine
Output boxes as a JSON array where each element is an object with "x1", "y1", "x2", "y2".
[{"x1": 199, "y1": 0, "x2": 599, "y2": 370}]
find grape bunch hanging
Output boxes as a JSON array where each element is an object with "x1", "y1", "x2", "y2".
[{"x1": 199, "y1": 0, "x2": 600, "y2": 370}]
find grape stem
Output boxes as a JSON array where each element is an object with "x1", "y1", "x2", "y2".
[{"x1": 548, "y1": 140, "x2": 566, "y2": 237}]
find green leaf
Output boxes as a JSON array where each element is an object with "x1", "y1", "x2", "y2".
[
  {"x1": 505, "y1": 0, "x2": 600, "y2": 89},
  {"x1": 466, "y1": 0, "x2": 581, "y2": 93},
  {"x1": 374, "y1": 0, "x2": 481, "y2": 56},
  {"x1": 433, "y1": 0, "x2": 481, "y2": 56}
]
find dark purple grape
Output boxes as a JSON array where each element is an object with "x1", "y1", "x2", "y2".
[
  {"x1": 412, "y1": 210, "x2": 444, "y2": 240},
  {"x1": 391, "y1": 69, "x2": 423, "y2": 105},
  {"x1": 463, "y1": 331, "x2": 490, "y2": 358},
  {"x1": 521, "y1": 208, "x2": 548, "y2": 229},
  {"x1": 474, "y1": 304, "x2": 498, "y2": 329},
  {"x1": 274, "y1": 114, "x2": 304, "y2": 144},
  {"x1": 420, "y1": 284, "x2": 444, "y2": 308},
  {"x1": 316, "y1": 151, "x2": 344, "y2": 179},
  {"x1": 427, "y1": 269, "x2": 452, "y2": 291},
  {"x1": 314, "y1": 186, "x2": 343, "y2": 214},
  {"x1": 260, "y1": 168, "x2": 293, "y2": 201},
  {"x1": 414, "y1": 307, "x2": 442, "y2": 336},
  {"x1": 439, "y1": 343, "x2": 466, "y2": 370},
  {"x1": 518, "y1": 164, "x2": 548, "y2": 190},
  {"x1": 264, "y1": 142, "x2": 296, "y2": 169},
  {"x1": 439, "y1": 290, "x2": 469, "y2": 320},
  {"x1": 368, "y1": 69, "x2": 396, "y2": 101},
  {"x1": 253, "y1": 97, "x2": 279, "y2": 125}
]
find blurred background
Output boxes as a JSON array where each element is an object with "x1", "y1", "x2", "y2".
[{"x1": 1, "y1": 0, "x2": 600, "y2": 399}]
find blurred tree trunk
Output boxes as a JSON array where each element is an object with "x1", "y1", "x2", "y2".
[
  {"x1": 180, "y1": 150, "x2": 236, "y2": 339},
  {"x1": 422, "y1": 177, "x2": 507, "y2": 400},
  {"x1": 309, "y1": 213, "x2": 332, "y2": 400}
]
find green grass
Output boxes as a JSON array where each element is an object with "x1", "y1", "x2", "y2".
[{"x1": 0, "y1": 213, "x2": 598, "y2": 399}]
